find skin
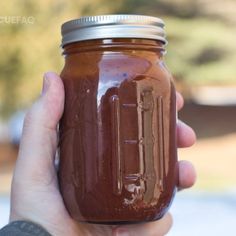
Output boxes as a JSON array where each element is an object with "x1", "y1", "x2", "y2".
[{"x1": 9, "y1": 72, "x2": 196, "y2": 236}]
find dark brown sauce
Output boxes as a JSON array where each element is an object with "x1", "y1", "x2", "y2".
[{"x1": 58, "y1": 39, "x2": 178, "y2": 224}]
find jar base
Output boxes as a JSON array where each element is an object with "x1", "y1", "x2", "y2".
[{"x1": 80, "y1": 216, "x2": 163, "y2": 225}]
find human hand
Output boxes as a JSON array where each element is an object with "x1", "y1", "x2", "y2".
[{"x1": 10, "y1": 72, "x2": 196, "y2": 236}]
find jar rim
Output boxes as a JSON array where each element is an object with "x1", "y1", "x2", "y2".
[{"x1": 61, "y1": 14, "x2": 167, "y2": 47}]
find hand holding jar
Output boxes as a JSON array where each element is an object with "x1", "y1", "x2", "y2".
[{"x1": 4, "y1": 72, "x2": 196, "y2": 236}]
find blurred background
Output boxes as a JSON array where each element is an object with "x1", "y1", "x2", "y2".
[{"x1": 0, "y1": 0, "x2": 236, "y2": 235}]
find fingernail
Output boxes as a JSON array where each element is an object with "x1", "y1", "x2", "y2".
[
  {"x1": 116, "y1": 229, "x2": 130, "y2": 236},
  {"x1": 42, "y1": 73, "x2": 51, "y2": 95}
]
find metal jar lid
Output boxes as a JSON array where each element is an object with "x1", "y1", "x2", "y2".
[{"x1": 61, "y1": 14, "x2": 167, "y2": 47}]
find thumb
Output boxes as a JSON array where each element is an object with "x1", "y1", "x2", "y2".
[{"x1": 14, "y1": 72, "x2": 64, "y2": 184}]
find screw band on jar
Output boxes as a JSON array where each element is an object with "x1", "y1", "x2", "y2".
[{"x1": 61, "y1": 14, "x2": 167, "y2": 47}]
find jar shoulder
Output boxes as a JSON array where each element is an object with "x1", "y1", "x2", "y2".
[{"x1": 62, "y1": 51, "x2": 172, "y2": 83}]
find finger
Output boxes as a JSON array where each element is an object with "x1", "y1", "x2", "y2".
[
  {"x1": 178, "y1": 160, "x2": 197, "y2": 190},
  {"x1": 113, "y1": 213, "x2": 173, "y2": 236},
  {"x1": 14, "y1": 72, "x2": 64, "y2": 183},
  {"x1": 177, "y1": 120, "x2": 196, "y2": 148},
  {"x1": 176, "y1": 91, "x2": 184, "y2": 111}
]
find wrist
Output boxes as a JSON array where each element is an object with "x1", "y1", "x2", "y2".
[
  {"x1": 0, "y1": 221, "x2": 51, "y2": 236},
  {"x1": 10, "y1": 215, "x2": 82, "y2": 236}
]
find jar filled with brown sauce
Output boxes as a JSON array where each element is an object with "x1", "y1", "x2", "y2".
[{"x1": 59, "y1": 15, "x2": 178, "y2": 224}]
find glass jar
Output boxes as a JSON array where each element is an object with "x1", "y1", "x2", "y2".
[{"x1": 59, "y1": 15, "x2": 178, "y2": 224}]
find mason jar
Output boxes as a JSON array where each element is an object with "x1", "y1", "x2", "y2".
[{"x1": 58, "y1": 15, "x2": 178, "y2": 224}]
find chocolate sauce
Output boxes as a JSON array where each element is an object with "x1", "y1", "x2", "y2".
[{"x1": 58, "y1": 37, "x2": 178, "y2": 224}]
